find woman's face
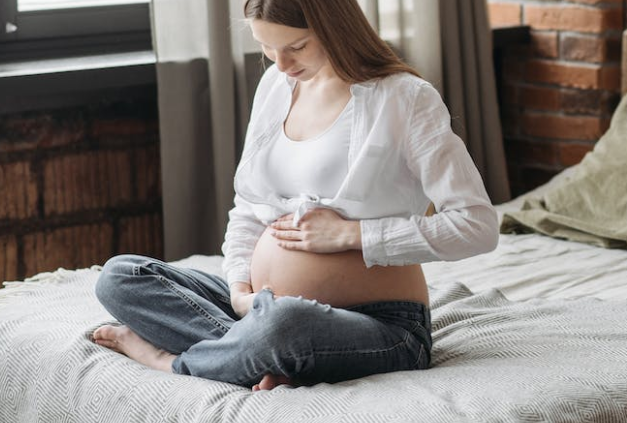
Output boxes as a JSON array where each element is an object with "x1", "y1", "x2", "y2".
[{"x1": 250, "y1": 19, "x2": 331, "y2": 81}]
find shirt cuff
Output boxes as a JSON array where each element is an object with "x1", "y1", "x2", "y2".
[
  {"x1": 360, "y1": 219, "x2": 386, "y2": 267},
  {"x1": 361, "y1": 216, "x2": 440, "y2": 267},
  {"x1": 225, "y1": 268, "x2": 252, "y2": 287}
]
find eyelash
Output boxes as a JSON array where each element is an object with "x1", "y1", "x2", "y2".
[{"x1": 260, "y1": 44, "x2": 306, "y2": 54}]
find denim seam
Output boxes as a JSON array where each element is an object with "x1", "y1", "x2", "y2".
[
  {"x1": 241, "y1": 339, "x2": 410, "y2": 384},
  {"x1": 412, "y1": 344, "x2": 424, "y2": 368},
  {"x1": 134, "y1": 260, "x2": 231, "y2": 334},
  {"x1": 347, "y1": 302, "x2": 427, "y2": 315},
  {"x1": 214, "y1": 293, "x2": 231, "y2": 304},
  {"x1": 178, "y1": 268, "x2": 232, "y2": 305},
  {"x1": 188, "y1": 269, "x2": 231, "y2": 304},
  {"x1": 132, "y1": 262, "x2": 143, "y2": 277},
  {"x1": 311, "y1": 330, "x2": 411, "y2": 358},
  {"x1": 156, "y1": 275, "x2": 230, "y2": 334}
]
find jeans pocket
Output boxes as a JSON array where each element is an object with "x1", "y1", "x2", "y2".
[{"x1": 407, "y1": 331, "x2": 431, "y2": 370}]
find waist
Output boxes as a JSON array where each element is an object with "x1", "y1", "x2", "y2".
[{"x1": 250, "y1": 227, "x2": 429, "y2": 308}]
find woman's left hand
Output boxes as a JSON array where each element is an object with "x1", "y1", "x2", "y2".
[{"x1": 270, "y1": 208, "x2": 362, "y2": 253}]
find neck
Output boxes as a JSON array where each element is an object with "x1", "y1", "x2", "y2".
[{"x1": 302, "y1": 70, "x2": 350, "y2": 95}]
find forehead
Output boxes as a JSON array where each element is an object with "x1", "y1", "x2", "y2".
[{"x1": 250, "y1": 19, "x2": 311, "y2": 48}]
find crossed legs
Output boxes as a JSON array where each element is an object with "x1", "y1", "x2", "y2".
[{"x1": 94, "y1": 255, "x2": 430, "y2": 390}]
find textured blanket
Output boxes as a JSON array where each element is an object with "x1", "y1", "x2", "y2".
[
  {"x1": 2, "y1": 265, "x2": 627, "y2": 422},
  {"x1": 501, "y1": 94, "x2": 627, "y2": 248}
]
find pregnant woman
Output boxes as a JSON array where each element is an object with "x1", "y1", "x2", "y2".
[{"x1": 93, "y1": 0, "x2": 498, "y2": 391}]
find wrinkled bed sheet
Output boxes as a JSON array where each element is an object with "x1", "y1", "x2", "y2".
[
  {"x1": 2, "y1": 259, "x2": 627, "y2": 422},
  {"x1": 423, "y1": 232, "x2": 627, "y2": 301}
]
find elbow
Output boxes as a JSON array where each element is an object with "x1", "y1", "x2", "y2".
[
  {"x1": 417, "y1": 205, "x2": 500, "y2": 262},
  {"x1": 474, "y1": 206, "x2": 499, "y2": 255},
  {"x1": 480, "y1": 224, "x2": 499, "y2": 255},
  {"x1": 453, "y1": 206, "x2": 499, "y2": 258}
]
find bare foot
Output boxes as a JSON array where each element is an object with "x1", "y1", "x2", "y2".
[
  {"x1": 93, "y1": 325, "x2": 176, "y2": 373},
  {"x1": 252, "y1": 374, "x2": 295, "y2": 391}
]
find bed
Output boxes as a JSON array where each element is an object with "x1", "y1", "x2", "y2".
[{"x1": 2, "y1": 34, "x2": 627, "y2": 423}]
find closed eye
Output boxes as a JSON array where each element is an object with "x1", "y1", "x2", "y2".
[{"x1": 290, "y1": 44, "x2": 306, "y2": 52}]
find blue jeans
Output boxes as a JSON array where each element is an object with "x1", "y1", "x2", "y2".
[{"x1": 95, "y1": 254, "x2": 432, "y2": 388}]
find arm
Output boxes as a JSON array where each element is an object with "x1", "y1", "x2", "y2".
[
  {"x1": 223, "y1": 65, "x2": 295, "y2": 315},
  {"x1": 360, "y1": 83, "x2": 499, "y2": 266},
  {"x1": 221, "y1": 66, "x2": 281, "y2": 289},
  {"x1": 229, "y1": 281, "x2": 257, "y2": 318},
  {"x1": 222, "y1": 193, "x2": 266, "y2": 315}
]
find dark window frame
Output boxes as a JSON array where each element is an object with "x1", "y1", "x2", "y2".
[{"x1": 0, "y1": 0, "x2": 152, "y2": 62}]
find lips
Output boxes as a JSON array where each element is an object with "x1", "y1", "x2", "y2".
[{"x1": 287, "y1": 70, "x2": 304, "y2": 78}]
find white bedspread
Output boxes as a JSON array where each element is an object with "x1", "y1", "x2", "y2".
[
  {"x1": 423, "y1": 233, "x2": 627, "y2": 301},
  {"x1": 2, "y1": 262, "x2": 627, "y2": 422}
]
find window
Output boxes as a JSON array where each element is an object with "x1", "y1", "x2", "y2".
[
  {"x1": 18, "y1": 1, "x2": 149, "y2": 12},
  {"x1": 0, "y1": 0, "x2": 151, "y2": 62}
]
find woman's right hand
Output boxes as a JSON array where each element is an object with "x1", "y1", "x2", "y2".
[{"x1": 230, "y1": 282, "x2": 257, "y2": 318}]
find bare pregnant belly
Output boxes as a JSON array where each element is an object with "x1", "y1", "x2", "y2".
[{"x1": 250, "y1": 227, "x2": 429, "y2": 308}]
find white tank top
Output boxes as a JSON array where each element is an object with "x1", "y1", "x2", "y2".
[{"x1": 263, "y1": 98, "x2": 353, "y2": 200}]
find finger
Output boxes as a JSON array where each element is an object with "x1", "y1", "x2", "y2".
[
  {"x1": 276, "y1": 214, "x2": 294, "y2": 222},
  {"x1": 271, "y1": 220, "x2": 298, "y2": 231},
  {"x1": 271, "y1": 229, "x2": 301, "y2": 240},
  {"x1": 277, "y1": 241, "x2": 305, "y2": 251}
]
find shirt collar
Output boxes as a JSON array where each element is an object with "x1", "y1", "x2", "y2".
[{"x1": 282, "y1": 71, "x2": 378, "y2": 96}]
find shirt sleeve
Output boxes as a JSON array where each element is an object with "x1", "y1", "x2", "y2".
[
  {"x1": 221, "y1": 193, "x2": 266, "y2": 286},
  {"x1": 220, "y1": 66, "x2": 281, "y2": 286},
  {"x1": 360, "y1": 82, "x2": 499, "y2": 267}
]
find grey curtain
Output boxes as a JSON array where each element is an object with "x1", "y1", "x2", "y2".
[
  {"x1": 151, "y1": 0, "x2": 249, "y2": 260},
  {"x1": 439, "y1": 0, "x2": 511, "y2": 204},
  {"x1": 151, "y1": 0, "x2": 510, "y2": 259},
  {"x1": 397, "y1": 0, "x2": 511, "y2": 204},
  {"x1": 622, "y1": 29, "x2": 626, "y2": 96}
]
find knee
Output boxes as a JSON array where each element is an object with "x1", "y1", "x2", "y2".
[
  {"x1": 250, "y1": 293, "x2": 326, "y2": 343},
  {"x1": 95, "y1": 254, "x2": 145, "y2": 307}
]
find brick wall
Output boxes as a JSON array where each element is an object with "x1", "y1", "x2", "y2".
[
  {"x1": 488, "y1": 0, "x2": 625, "y2": 196},
  {"x1": 0, "y1": 97, "x2": 163, "y2": 283}
]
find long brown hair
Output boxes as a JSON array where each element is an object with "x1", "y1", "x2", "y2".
[{"x1": 243, "y1": 0, "x2": 421, "y2": 83}]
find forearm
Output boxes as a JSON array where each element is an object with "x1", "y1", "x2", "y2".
[
  {"x1": 360, "y1": 204, "x2": 498, "y2": 267},
  {"x1": 230, "y1": 281, "x2": 256, "y2": 318},
  {"x1": 222, "y1": 192, "x2": 267, "y2": 286}
]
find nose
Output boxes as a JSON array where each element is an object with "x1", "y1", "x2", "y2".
[{"x1": 274, "y1": 51, "x2": 293, "y2": 73}]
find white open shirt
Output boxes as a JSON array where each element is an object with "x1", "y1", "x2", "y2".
[{"x1": 222, "y1": 65, "x2": 498, "y2": 286}]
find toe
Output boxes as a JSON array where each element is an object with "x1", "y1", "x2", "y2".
[
  {"x1": 92, "y1": 327, "x2": 104, "y2": 340},
  {"x1": 257, "y1": 374, "x2": 295, "y2": 390},
  {"x1": 94, "y1": 338, "x2": 122, "y2": 353},
  {"x1": 93, "y1": 324, "x2": 117, "y2": 341},
  {"x1": 257, "y1": 374, "x2": 277, "y2": 390}
]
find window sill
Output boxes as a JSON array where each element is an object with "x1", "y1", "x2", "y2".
[{"x1": 0, "y1": 50, "x2": 156, "y2": 115}]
